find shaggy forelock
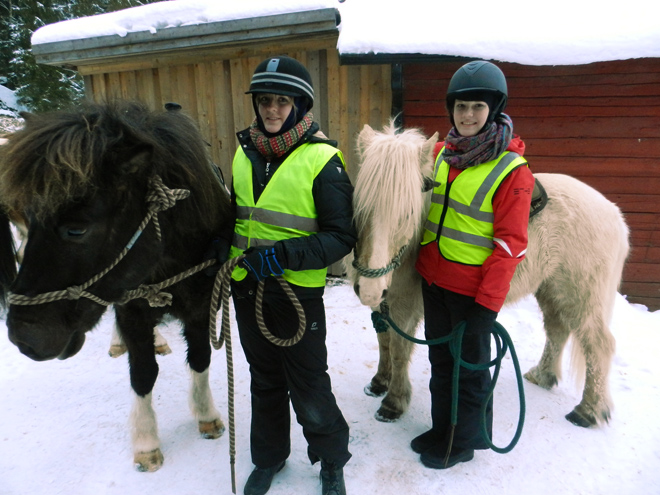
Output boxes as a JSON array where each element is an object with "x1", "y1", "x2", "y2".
[
  {"x1": 0, "y1": 109, "x2": 101, "y2": 217},
  {"x1": 0, "y1": 101, "x2": 228, "y2": 229},
  {"x1": 354, "y1": 122, "x2": 430, "y2": 241}
]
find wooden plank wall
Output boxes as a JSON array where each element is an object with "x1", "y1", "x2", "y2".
[
  {"x1": 403, "y1": 58, "x2": 660, "y2": 309},
  {"x1": 80, "y1": 47, "x2": 391, "y2": 276},
  {"x1": 82, "y1": 50, "x2": 391, "y2": 186}
]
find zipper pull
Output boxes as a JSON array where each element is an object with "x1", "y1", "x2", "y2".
[{"x1": 265, "y1": 162, "x2": 270, "y2": 178}]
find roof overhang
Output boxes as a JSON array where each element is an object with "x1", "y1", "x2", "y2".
[{"x1": 33, "y1": 8, "x2": 341, "y2": 70}]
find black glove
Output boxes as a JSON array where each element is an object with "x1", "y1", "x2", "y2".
[
  {"x1": 203, "y1": 237, "x2": 231, "y2": 276},
  {"x1": 241, "y1": 246, "x2": 285, "y2": 282},
  {"x1": 464, "y1": 303, "x2": 498, "y2": 337}
]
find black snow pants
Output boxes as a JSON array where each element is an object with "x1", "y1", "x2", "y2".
[
  {"x1": 422, "y1": 282, "x2": 493, "y2": 450},
  {"x1": 232, "y1": 279, "x2": 351, "y2": 469}
]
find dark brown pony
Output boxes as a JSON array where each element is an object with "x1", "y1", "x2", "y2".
[{"x1": 0, "y1": 101, "x2": 232, "y2": 471}]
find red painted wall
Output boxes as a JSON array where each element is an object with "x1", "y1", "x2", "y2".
[{"x1": 403, "y1": 58, "x2": 660, "y2": 309}]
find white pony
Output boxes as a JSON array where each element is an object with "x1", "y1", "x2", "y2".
[{"x1": 345, "y1": 121, "x2": 630, "y2": 428}]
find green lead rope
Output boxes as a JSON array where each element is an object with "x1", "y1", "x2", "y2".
[{"x1": 371, "y1": 302, "x2": 526, "y2": 455}]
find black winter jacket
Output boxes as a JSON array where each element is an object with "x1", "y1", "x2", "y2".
[{"x1": 227, "y1": 122, "x2": 356, "y2": 298}]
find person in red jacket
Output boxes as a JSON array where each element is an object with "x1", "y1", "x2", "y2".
[{"x1": 413, "y1": 61, "x2": 534, "y2": 469}]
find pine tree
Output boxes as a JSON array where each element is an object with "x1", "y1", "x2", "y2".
[
  {"x1": 0, "y1": 0, "x2": 16, "y2": 89},
  {"x1": 1, "y1": 0, "x2": 160, "y2": 113}
]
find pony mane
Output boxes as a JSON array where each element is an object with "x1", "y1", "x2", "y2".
[
  {"x1": 354, "y1": 121, "x2": 432, "y2": 240},
  {"x1": 0, "y1": 101, "x2": 229, "y2": 230}
]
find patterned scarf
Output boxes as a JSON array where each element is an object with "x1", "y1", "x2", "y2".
[
  {"x1": 442, "y1": 113, "x2": 514, "y2": 169},
  {"x1": 249, "y1": 112, "x2": 314, "y2": 160}
]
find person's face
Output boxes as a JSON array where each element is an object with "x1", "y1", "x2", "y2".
[
  {"x1": 453, "y1": 100, "x2": 489, "y2": 137},
  {"x1": 256, "y1": 93, "x2": 294, "y2": 134}
]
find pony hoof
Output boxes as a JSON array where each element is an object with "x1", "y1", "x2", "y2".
[
  {"x1": 565, "y1": 409, "x2": 597, "y2": 428},
  {"x1": 134, "y1": 449, "x2": 164, "y2": 472},
  {"x1": 108, "y1": 344, "x2": 127, "y2": 358},
  {"x1": 565, "y1": 402, "x2": 610, "y2": 428},
  {"x1": 364, "y1": 382, "x2": 387, "y2": 398},
  {"x1": 524, "y1": 368, "x2": 558, "y2": 390},
  {"x1": 199, "y1": 418, "x2": 225, "y2": 439},
  {"x1": 154, "y1": 344, "x2": 172, "y2": 356},
  {"x1": 374, "y1": 407, "x2": 402, "y2": 423}
]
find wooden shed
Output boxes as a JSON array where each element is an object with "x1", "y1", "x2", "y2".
[
  {"x1": 32, "y1": 7, "x2": 391, "y2": 276},
  {"x1": 31, "y1": 8, "x2": 391, "y2": 185},
  {"x1": 32, "y1": 8, "x2": 659, "y2": 309}
]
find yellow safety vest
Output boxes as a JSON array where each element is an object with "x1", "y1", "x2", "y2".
[
  {"x1": 229, "y1": 142, "x2": 344, "y2": 287},
  {"x1": 421, "y1": 149, "x2": 527, "y2": 265}
]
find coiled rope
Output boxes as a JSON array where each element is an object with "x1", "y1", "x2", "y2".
[
  {"x1": 371, "y1": 301, "x2": 525, "y2": 459},
  {"x1": 206, "y1": 256, "x2": 307, "y2": 494}
]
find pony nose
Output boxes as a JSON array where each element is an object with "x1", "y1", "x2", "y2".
[
  {"x1": 353, "y1": 283, "x2": 360, "y2": 297},
  {"x1": 382, "y1": 289, "x2": 388, "y2": 300}
]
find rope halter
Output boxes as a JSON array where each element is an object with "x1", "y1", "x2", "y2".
[
  {"x1": 351, "y1": 244, "x2": 408, "y2": 279},
  {"x1": 7, "y1": 175, "x2": 190, "y2": 307},
  {"x1": 351, "y1": 175, "x2": 432, "y2": 280}
]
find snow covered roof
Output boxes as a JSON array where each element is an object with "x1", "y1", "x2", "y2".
[
  {"x1": 32, "y1": 7, "x2": 340, "y2": 68},
  {"x1": 31, "y1": 0, "x2": 660, "y2": 67}
]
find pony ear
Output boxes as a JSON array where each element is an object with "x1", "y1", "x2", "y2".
[
  {"x1": 421, "y1": 132, "x2": 439, "y2": 176},
  {"x1": 356, "y1": 124, "x2": 376, "y2": 161}
]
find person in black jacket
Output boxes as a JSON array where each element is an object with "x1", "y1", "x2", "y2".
[{"x1": 213, "y1": 56, "x2": 355, "y2": 495}]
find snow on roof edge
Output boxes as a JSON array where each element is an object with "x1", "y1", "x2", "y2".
[{"x1": 30, "y1": 0, "x2": 660, "y2": 67}]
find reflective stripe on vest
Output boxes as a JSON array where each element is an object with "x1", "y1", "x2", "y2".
[
  {"x1": 421, "y1": 150, "x2": 527, "y2": 265},
  {"x1": 229, "y1": 142, "x2": 344, "y2": 287},
  {"x1": 232, "y1": 206, "x2": 320, "y2": 250}
]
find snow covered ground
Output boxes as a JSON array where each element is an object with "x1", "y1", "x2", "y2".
[
  {"x1": 0, "y1": 85, "x2": 25, "y2": 136},
  {"x1": 4, "y1": 1, "x2": 659, "y2": 493},
  {"x1": 1, "y1": 280, "x2": 659, "y2": 495},
  {"x1": 0, "y1": 85, "x2": 26, "y2": 131},
  {"x1": 0, "y1": 85, "x2": 22, "y2": 117}
]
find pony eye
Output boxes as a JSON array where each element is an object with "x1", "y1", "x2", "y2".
[{"x1": 58, "y1": 224, "x2": 89, "y2": 242}]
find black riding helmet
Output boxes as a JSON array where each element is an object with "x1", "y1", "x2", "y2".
[
  {"x1": 446, "y1": 61, "x2": 508, "y2": 126},
  {"x1": 246, "y1": 56, "x2": 314, "y2": 135}
]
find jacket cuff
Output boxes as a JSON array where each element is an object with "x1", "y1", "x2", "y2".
[
  {"x1": 273, "y1": 241, "x2": 288, "y2": 269},
  {"x1": 474, "y1": 295, "x2": 503, "y2": 313}
]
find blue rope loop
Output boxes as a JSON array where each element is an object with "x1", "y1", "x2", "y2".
[{"x1": 371, "y1": 305, "x2": 526, "y2": 454}]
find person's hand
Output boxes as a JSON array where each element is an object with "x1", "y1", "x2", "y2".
[
  {"x1": 203, "y1": 238, "x2": 231, "y2": 276},
  {"x1": 241, "y1": 246, "x2": 285, "y2": 282},
  {"x1": 464, "y1": 303, "x2": 498, "y2": 336}
]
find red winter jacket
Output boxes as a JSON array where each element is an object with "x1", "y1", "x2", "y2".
[{"x1": 416, "y1": 135, "x2": 534, "y2": 312}]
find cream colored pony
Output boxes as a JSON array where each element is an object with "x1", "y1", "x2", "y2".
[{"x1": 345, "y1": 121, "x2": 630, "y2": 428}]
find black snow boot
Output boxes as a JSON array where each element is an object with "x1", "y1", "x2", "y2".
[
  {"x1": 410, "y1": 428, "x2": 444, "y2": 454},
  {"x1": 320, "y1": 460, "x2": 346, "y2": 495},
  {"x1": 244, "y1": 461, "x2": 285, "y2": 495}
]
